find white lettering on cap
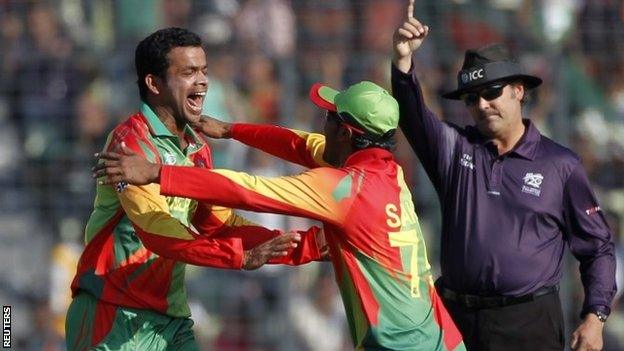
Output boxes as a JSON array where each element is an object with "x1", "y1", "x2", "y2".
[
  {"x1": 460, "y1": 68, "x2": 485, "y2": 84},
  {"x1": 469, "y1": 69, "x2": 484, "y2": 81}
]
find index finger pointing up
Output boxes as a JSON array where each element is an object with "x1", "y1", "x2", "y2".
[{"x1": 407, "y1": 0, "x2": 414, "y2": 19}]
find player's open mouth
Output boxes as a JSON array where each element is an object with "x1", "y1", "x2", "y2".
[{"x1": 186, "y1": 91, "x2": 206, "y2": 114}]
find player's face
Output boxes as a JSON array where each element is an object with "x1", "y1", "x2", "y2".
[
  {"x1": 161, "y1": 46, "x2": 208, "y2": 125},
  {"x1": 322, "y1": 111, "x2": 342, "y2": 166},
  {"x1": 464, "y1": 82, "x2": 524, "y2": 138}
]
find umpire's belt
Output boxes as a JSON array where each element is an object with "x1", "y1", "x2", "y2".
[{"x1": 436, "y1": 281, "x2": 559, "y2": 309}]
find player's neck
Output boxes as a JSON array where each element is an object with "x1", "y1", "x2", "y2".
[{"x1": 149, "y1": 103, "x2": 188, "y2": 146}]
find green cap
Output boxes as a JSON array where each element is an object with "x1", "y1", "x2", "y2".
[{"x1": 309, "y1": 81, "x2": 399, "y2": 136}]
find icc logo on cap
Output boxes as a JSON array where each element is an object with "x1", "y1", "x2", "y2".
[
  {"x1": 461, "y1": 73, "x2": 469, "y2": 84},
  {"x1": 462, "y1": 69, "x2": 485, "y2": 84}
]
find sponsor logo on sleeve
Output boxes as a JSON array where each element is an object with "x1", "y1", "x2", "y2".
[{"x1": 585, "y1": 206, "x2": 601, "y2": 215}]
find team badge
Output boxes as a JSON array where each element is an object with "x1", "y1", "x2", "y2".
[{"x1": 522, "y1": 172, "x2": 543, "y2": 197}]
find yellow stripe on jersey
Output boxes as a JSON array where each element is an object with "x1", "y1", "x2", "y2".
[
  {"x1": 210, "y1": 204, "x2": 261, "y2": 228},
  {"x1": 290, "y1": 129, "x2": 331, "y2": 167},
  {"x1": 119, "y1": 183, "x2": 195, "y2": 240},
  {"x1": 210, "y1": 168, "x2": 350, "y2": 226}
]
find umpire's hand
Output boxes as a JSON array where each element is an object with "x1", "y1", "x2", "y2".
[
  {"x1": 392, "y1": 0, "x2": 429, "y2": 73},
  {"x1": 571, "y1": 313, "x2": 604, "y2": 351}
]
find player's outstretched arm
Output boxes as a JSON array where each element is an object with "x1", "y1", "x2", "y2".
[
  {"x1": 195, "y1": 115, "x2": 328, "y2": 169},
  {"x1": 93, "y1": 145, "x2": 351, "y2": 226},
  {"x1": 94, "y1": 142, "x2": 299, "y2": 269},
  {"x1": 195, "y1": 203, "x2": 326, "y2": 265},
  {"x1": 242, "y1": 232, "x2": 302, "y2": 270}
]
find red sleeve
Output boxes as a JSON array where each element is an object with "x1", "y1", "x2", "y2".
[
  {"x1": 192, "y1": 202, "x2": 322, "y2": 265},
  {"x1": 231, "y1": 123, "x2": 330, "y2": 169},
  {"x1": 107, "y1": 124, "x2": 245, "y2": 269},
  {"x1": 134, "y1": 227, "x2": 244, "y2": 269},
  {"x1": 159, "y1": 165, "x2": 355, "y2": 227}
]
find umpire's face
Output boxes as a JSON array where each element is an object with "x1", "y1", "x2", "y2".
[{"x1": 464, "y1": 82, "x2": 525, "y2": 139}]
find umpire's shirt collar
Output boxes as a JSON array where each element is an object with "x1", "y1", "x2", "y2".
[{"x1": 469, "y1": 119, "x2": 541, "y2": 160}]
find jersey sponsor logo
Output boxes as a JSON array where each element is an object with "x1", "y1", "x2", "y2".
[
  {"x1": 460, "y1": 153, "x2": 474, "y2": 170},
  {"x1": 522, "y1": 172, "x2": 543, "y2": 197},
  {"x1": 168, "y1": 196, "x2": 193, "y2": 216},
  {"x1": 585, "y1": 206, "x2": 601, "y2": 216}
]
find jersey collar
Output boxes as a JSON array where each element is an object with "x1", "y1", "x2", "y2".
[
  {"x1": 344, "y1": 148, "x2": 393, "y2": 167},
  {"x1": 140, "y1": 102, "x2": 204, "y2": 148},
  {"x1": 471, "y1": 119, "x2": 541, "y2": 160}
]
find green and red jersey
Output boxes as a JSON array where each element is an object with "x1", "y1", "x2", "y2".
[
  {"x1": 70, "y1": 105, "x2": 321, "y2": 322},
  {"x1": 159, "y1": 123, "x2": 465, "y2": 350}
]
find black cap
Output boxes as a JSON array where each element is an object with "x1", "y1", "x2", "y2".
[{"x1": 442, "y1": 43, "x2": 542, "y2": 100}]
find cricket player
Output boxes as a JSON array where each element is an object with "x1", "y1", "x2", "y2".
[
  {"x1": 95, "y1": 81, "x2": 466, "y2": 351},
  {"x1": 66, "y1": 28, "x2": 323, "y2": 351}
]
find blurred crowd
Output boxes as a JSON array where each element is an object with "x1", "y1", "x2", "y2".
[{"x1": 0, "y1": 0, "x2": 622, "y2": 350}]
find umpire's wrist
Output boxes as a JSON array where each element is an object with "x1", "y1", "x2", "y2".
[{"x1": 582, "y1": 306, "x2": 610, "y2": 323}]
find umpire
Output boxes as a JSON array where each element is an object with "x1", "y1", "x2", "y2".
[{"x1": 390, "y1": 2, "x2": 617, "y2": 351}]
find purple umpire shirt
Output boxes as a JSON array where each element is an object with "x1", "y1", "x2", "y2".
[{"x1": 391, "y1": 64, "x2": 616, "y2": 316}]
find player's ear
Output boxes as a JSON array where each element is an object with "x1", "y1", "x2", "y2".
[
  {"x1": 145, "y1": 74, "x2": 163, "y2": 96},
  {"x1": 338, "y1": 125, "x2": 352, "y2": 142}
]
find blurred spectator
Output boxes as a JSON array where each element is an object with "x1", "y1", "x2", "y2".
[
  {"x1": 578, "y1": 0, "x2": 624, "y2": 85},
  {"x1": 162, "y1": 0, "x2": 192, "y2": 29},
  {"x1": 243, "y1": 54, "x2": 281, "y2": 124},
  {"x1": 236, "y1": 0, "x2": 296, "y2": 59},
  {"x1": 202, "y1": 51, "x2": 248, "y2": 168},
  {"x1": 289, "y1": 269, "x2": 350, "y2": 351}
]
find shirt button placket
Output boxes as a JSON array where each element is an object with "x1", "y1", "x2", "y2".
[{"x1": 488, "y1": 159, "x2": 503, "y2": 196}]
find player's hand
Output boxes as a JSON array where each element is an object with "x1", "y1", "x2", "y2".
[
  {"x1": 92, "y1": 142, "x2": 161, "y2": 186},
  {"x1": 570, "y1": 314, "x2": 604, "y2": 351},
  {"x1": 243, "y1": 232, "x2": 301, "y2": 270},
  {"x1": 192, "y1": 115, "x2": 233, "y2": 139},
  {"x1": 392, "y1": 0, "x2": 429, "y2": 73}
]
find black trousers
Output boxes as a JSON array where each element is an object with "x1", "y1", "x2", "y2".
[{"x1": 439, "y1": 288, "x2": 565, "y2": 351}]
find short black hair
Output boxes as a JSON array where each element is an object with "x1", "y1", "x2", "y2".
[
  {"x1": 327, "y1": 111, "x2": 397, "y2": 151},
  {"x1": 135, "y1": 27, "x2": 202, "y2": 101},
  {"x1": 351, "y1": 130, "x2": 397, "y2": 152}
]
